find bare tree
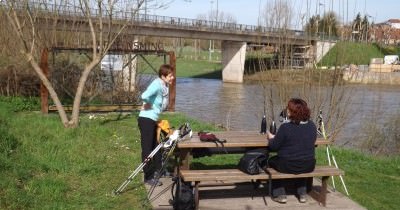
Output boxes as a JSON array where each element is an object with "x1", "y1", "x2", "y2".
[
  {"x1": 306, "y1": 12, "x2": 339, "y2": 38},
  {"x1": 250, "y1": 0, "x2": 353, "y2": 143},
  {"x1": 261, "y1": 0, "x2": 293, "y2": 31},
  {"x1": 1, "y1": 0, "x2": 167, "y2": 128}
]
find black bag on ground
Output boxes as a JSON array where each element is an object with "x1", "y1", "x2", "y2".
[
  {"x1": 171, "y1": 177, "x2": 195, "y2": 210},
  {"x1": 238, "y1": 148, "x2": 268, "y2": 175}
]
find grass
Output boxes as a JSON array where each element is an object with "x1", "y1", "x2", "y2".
[
  {"x1": 0, "y1": 97, "x2": 216, "y2": 210},
  {"x1": 1, "y1": 97, "x2": 399, "y2": 210},
  {"x1": 139, "y1": 54, "x2": 222, "y2": 79},
  {"x1": 319, "y1": 41, "x2": 385, "y2": 66},
  {"x1": 315, "y1": 148, "x2": 400, "y2": 210}
]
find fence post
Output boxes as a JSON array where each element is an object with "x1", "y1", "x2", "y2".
[
  {"x1": 40, "y1": 48, "x2": 49, "y2": 114},
  {"x1": 168, "y1": 51, "x2": 176, "y2": 112}
]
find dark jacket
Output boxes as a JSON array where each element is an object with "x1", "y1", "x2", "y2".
[{"x1": 268, "y1": 120, "x2": 317, "y2": 174}]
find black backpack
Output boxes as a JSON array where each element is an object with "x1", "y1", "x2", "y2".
[
  {"x1": 171, "y1": 177, "x2": 195, "y2": 210},
  {"x1": 238, "y1": 148, "x2": 268, "y2": 175}
]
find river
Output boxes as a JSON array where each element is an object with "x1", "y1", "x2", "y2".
[{"x1": 174, "y1": 77, "x2": 400, "y2": 148}]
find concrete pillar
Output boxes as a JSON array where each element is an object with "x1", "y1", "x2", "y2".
[
  {"x1": 122, "y1": 37, "x2": 139, "y2": 92},
  {"x1": 221, "y1": 41, "x2": 247, "y2": 83},
  {"x1": 315, "y1": 41, "x2": 336, "y2": 63},
  {"x1": 122, "y1": 53, "x2": 137, "y2": 92}
]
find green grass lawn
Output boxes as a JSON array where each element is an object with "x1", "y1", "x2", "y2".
[
  {"x1": 138, "y1": 55, "x2": 222, "y2": 79},
  {"x1": 319, "y1": 41, "x2": 385, "y2": 66},
  {"x1": 0, "y1": 97, "x2": 216, "y2": 210},
  {"x1": 1, "y1": 97, "x2": 399, "y2": 210}
]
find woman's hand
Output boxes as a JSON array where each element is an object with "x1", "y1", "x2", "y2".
[
  {"x1": 266, "y1": 131, "x2": 275, "y2": 140},
  {"x1": 142, "y1": 103, "x2": 152, "y2": 110}
]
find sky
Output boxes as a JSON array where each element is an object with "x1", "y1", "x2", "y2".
[{"x1": 152, "y1": 0, "x2": 399, "y2": 29}]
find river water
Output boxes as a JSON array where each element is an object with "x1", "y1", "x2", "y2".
[{"x1": 174, "y1": 77, "x2": 400, "y2": 147}]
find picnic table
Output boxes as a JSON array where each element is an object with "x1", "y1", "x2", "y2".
[
  {"x1": 177, "y1": 130, "x2": 330, "y2": 170},
  {"x1": 175, "y1": 130, "x2": 343, "y2": 209}
]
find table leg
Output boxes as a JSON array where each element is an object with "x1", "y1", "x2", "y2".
[
  {"x1": 320, "y1": 176, "x2": 329, "y2": 207},
  {"x1": 194, "y1": 181, "x2": 199, "y2": 210},
  {"x1": 179, "y1": 148, "x2": 191, "y2": 170}
]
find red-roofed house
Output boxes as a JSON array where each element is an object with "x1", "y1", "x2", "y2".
[
  {"x1": 386, "y1": 19, "x2": 400, "y2": 29},
  {"x1": 369, "y1": 19, "x2": 400, "y2": 45}
]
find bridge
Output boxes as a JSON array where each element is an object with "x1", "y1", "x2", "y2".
[{"x1": 3, "y1": 1, "x2": 329, "y2": 83}]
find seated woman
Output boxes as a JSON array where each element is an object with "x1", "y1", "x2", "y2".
[{"x1": 266, "y1": 98, "x2": 317, "y2": 204}]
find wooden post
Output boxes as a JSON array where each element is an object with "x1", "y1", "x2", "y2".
[
  {"x1": 168, "y1": 51, "x2": 176, "y2": 112},
  {"x1": 194, "y1": 181, "x2": 200, "y2": 210},
  {"x1": 40, "y1": 48, "x2": 49, "y2": 114},
  {"x1": 179, "y1": 149, "x2": 190, "y2": 170},
  {"x1": 320, "y1": 176, "x2": 328, "y2": 207}
]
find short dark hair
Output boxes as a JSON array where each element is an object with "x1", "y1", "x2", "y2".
[
  {"x1": 287, "y1": 98, "x2": 310, "y2": 124},
  {"x1": 158, "y1": 64, "x2": 173, "y2": 78}
]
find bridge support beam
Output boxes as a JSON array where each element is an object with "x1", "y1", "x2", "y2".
[{"x1": 221, "y1": 41, "x2": 247, "y2": 83}]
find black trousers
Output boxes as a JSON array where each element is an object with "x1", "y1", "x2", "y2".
[
  {"x1": 268, "y1": 155, "x2": 315, "y2": 197},
  {"x1": 138, "y1": 117, "x2": 162, "y2": 181}
]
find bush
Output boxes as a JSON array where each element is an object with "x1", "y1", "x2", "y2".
[
  {"x1": 360, "y1": 113, "x2": 400, "y2": 156},
  {"x1": 0, "y1": 96, "x2": 40, "y2": 112},
  {"x1": 374, "y1": 43, "x2": 400, "y2": 56}
]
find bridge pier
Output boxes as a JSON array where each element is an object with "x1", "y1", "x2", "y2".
[
  {"x1": 315, "y1": 41, "x2": 336, "y2": 63},
  {"x1": 221, "y1": 41, "x2": 247, "y2": 83},
  {"x1": 122, "y1": 53, "x2": 137, "y2": 92}
]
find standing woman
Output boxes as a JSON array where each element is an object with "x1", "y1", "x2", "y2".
[
  {"x1": 138, "y1": 64, "x2": 174, "y2": 186},
  {"x1": 266, "y1": 98, "x2": 317, "y2": 203}
]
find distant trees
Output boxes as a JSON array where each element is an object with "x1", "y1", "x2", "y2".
[
  {"x1": 351, "y1": 13, "x2": 370, "y2": 42},
  {"x1": 261, "y1": 0, "x2": 293, "y2": 31},
  {"x1": 305, "y1": 11, "x2": 339, "y2": 37}
]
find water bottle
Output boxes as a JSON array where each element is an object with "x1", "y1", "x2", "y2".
[
  {"x1": 269, "y1": 121, "x2": 277, "y2": 135},
  {"x1": 260, "y1": 115, "x2": 267, "y2": 134}
]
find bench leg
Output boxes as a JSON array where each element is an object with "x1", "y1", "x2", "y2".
[
  {"x1": 194, "y1": 181, "x2": 200, "y2": 210},
  {"x1": 320, "y1": 176, "x2": 329, "y2": 207}
]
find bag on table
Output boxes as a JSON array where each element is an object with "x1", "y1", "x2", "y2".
[
  {"x1": 198, "y1": 131, "x2": 227, "y2": 150},
  {"x1": 238, "y1": 148, "x2": 268, "y2": 175}
]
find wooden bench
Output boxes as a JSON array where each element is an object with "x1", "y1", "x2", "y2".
[{"x1": 179, "y1": 166, "x2": 344, "y2": 209}]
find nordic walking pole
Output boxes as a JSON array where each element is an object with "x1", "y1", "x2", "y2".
[
  {"x1": 148, "y1": 123, "x2": 192, "y2": 198},
  {"x1": 318, "y1": 113, "x2": 336, "y2": 190},
  {"x1": 318, "y1": 110, "x2": 349, "y2": 196},
  {"x1": 147, "y1": 140, "x2": 178, "y2": 198},
  {"x1": 113, "y1": 143, "x2": 164, "y2": 195}
]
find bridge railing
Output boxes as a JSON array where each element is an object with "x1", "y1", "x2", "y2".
[{"x1": 3, "y1": 1, "x2": 316, "y2": 40}]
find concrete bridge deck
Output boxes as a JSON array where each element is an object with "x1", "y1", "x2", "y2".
[
  {"x1": 2, "y1": 1, "x2": 333, "y2": 83},
  {"x1": 3, "y1": 1, "x2": 315, "y2": 45}
]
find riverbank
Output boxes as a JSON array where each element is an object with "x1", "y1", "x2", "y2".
[
  {"x1": 343, "y1": 70, "x2": 400, "y2": 84},
  {"x1": 1, "y1": 97, "x2": 399, "y2": 209},
  {"x1": 243, "y1": 68, "x2": 340, "y2": 84}
]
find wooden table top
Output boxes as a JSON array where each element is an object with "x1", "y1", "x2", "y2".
[{"x1": 177, "y1": 131, "x2": 330, "y2": 149}]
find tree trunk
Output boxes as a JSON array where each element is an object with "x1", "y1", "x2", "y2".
[
  {"x1": 28, "y1": 53, "x2": 70, "y2": 127},
  {"x1": 69, "y1": 58, "x2": 100, "y2": 127}
]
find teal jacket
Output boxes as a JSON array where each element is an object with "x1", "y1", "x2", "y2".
[{"x1": 139, "y1": 78, "x2": 166, "y2": 121}]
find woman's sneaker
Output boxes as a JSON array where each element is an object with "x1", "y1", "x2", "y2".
[
  {"x1": 272, "y1": 195, "x2": 287, "y2": 204},
  {"x1": 298, "y1": 194, "x2": 307, "y2": 203},
  {"x1": 144, "y1": 178, "x2": 163, "y2": 186}
]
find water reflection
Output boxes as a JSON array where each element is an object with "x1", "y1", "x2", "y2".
[{"x1": 175, "y1": 78, "x2": 400, "y2": 147}]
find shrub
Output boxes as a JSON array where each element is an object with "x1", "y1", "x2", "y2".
[
  {"x1": 360, "y1": 113, "x2": 400, "y2": 155},
  {"x1": 0, "y1": 96, "x2": 40, "y2": 112}
]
